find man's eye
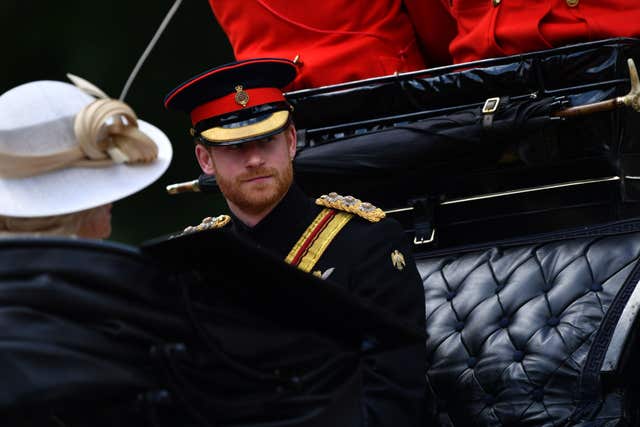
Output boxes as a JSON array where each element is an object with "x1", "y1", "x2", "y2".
[{"x1": 216, "y1": 145, "x2": 238, "y2": 153}]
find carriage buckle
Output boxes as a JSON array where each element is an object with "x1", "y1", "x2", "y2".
[{"x1": 482, "y1": 97, "x2": 501, "y2": 114}]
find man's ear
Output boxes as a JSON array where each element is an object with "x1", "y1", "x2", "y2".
[
  {"x1": 287, "y1": 124, "x2": 297, "y2": 160},
  {"x1": 195, "y1": 144, "x2": 216, "y2": 175}
]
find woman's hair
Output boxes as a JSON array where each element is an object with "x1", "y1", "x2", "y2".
[{"x1": 0, "y1": 209, "x2": 94, "y2": 237}]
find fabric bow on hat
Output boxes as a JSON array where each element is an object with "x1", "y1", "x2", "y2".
[{"x1": 0, "y1": 74, "x2": 158, "y2": 179}]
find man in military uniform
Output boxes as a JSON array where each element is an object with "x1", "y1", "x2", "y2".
[{"x1": 163, "y1": 58, "x2": 426, "y2": 426}]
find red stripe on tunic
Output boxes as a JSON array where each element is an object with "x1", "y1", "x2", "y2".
[{"x1": 289, "y1": 209, "x2": 336, "y2": 266}]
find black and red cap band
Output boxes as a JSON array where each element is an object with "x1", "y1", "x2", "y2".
[{"x1": 164, "y1": 58, "x2": 297, "y2": 127}]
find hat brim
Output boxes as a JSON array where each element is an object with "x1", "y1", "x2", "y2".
[
  {"x1": 199, "y1": 110, "x2": 291, "y2": 146},
  {"x1": 0, "y1": 120, "x2": 173, "y2": 218}
]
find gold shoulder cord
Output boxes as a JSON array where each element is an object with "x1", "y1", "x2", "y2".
[
  {"x1": 315, "y1": 192, "x2": 385, "y2": 222},
  {"x1": 181, "y1": 214, "x2": 231, "y2": 235}
]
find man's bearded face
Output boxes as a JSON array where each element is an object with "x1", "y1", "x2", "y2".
[
  {"x1": 215, "y1": 159, "x2": 293, "y2": 215},
  {"x1": 208, "y1": 128, "x2": 295, "y2": 216}
]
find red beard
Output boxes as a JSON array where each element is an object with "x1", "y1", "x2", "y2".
[{"x1": 216, "y1": 163, "x2": 293, "y2": 216}]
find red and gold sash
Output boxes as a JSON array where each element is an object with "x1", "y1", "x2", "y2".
[{"x1": 285, "y1": 208, "x2": 352, "y2": 273}]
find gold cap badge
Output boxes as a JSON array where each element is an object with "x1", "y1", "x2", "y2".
[{"x1": 234, "y1": 85, "x2": 249, "y2": 107}]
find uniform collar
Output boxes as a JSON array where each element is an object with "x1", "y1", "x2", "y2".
[{"x1": 230, "y1": 183, "x2": 320, "y2": 257}]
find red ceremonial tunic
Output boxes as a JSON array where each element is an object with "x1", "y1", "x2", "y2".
[
  {"x1": 407, "y1": 0, "x2": 640, "y2": 64},
  {"x1": 208, "y1": 0, "x2": 426, "y2": 90}
]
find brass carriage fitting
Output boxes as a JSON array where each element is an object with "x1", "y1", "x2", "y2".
[{"x1": 555, "y1": 58, "x2": 640, "y2": 118}]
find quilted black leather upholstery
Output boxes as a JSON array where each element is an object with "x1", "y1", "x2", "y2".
[{"x1": 417, "y1": 224, "x2": 640, "y2": 426}]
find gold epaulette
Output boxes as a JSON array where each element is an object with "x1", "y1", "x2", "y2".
[
  {"x1": 315, "y1": 192, "x2": 386, "y2": 223},
  {"x1": 181, "y1": 214, "x2": 231, "y2": 235}
]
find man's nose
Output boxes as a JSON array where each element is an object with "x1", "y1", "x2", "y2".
[{"x1": 243, "y1": 143, "x2": 265, "y2": 167}]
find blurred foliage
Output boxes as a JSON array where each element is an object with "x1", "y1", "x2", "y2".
[{"x1": 0, "y1": 0, "x2": 234, "y2": 244}]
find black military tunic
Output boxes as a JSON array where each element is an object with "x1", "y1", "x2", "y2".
[
  {"x1": 224, "y1": 184, "x2": 427, "y2": 426},
  {"x1": 162, "y1": 55, "x2": 426, "y2": 426}
]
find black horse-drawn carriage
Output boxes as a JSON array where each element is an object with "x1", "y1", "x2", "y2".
[
  {"x1": 288, "y1": 37, "x2": 640, "y2": 426},
  {"x1": 2, "y1": 38, "x2": 640, "y2": 426}
]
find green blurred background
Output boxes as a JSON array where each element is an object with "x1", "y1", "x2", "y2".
[{"x1": 0, "y1": 0, "x2": 235, "y2": 244}]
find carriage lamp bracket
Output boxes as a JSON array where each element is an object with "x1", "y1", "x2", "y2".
[{"x1": 409, "y1": 197, "x2": 437, "y2": 245}]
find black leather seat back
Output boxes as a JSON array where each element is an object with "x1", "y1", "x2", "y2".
[{"x1": 417, "y1": 221, "x2": 640, "y2": 426}]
